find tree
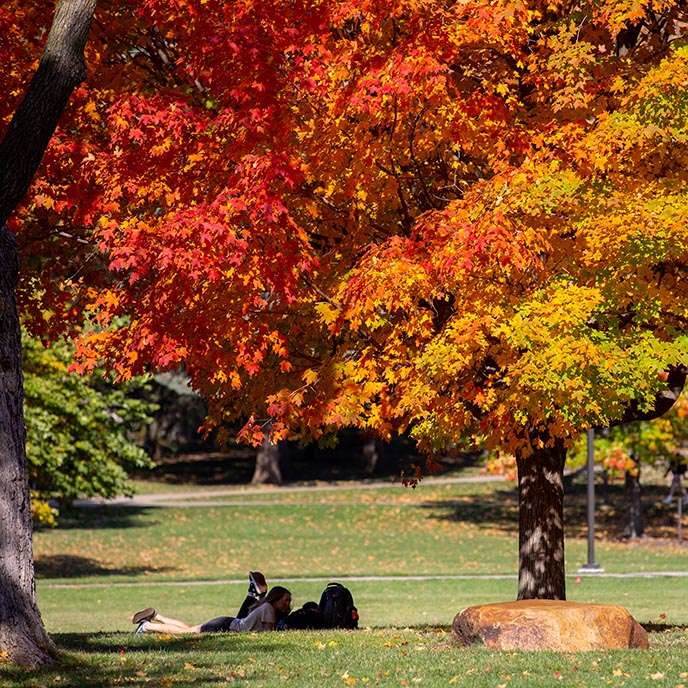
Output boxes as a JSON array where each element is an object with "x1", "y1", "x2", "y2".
[
  {"x1": 570, "y1": 394, "x2": 688, "y2": 538},
  {"x1": 0, "y1": 0, "x2": 97, "y2": 665},
  {"x1": 24, "y1": 334, "x2": 154, "y2": 526},
  {"x1": 7, "y1": 1, "x2": 688, "y2": 607}
]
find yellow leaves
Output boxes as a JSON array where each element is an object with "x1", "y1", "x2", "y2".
[
  {"x1": 33, "y1": 193, "x2": 55, "y2": 209},
  {"x1": 151, "y1": 137, "x2": 173, "y2": 156},
  {"x1": 302, "y1": 368, "x2": 319, "y2": 385},
  {"x1": 315, "y1": 302, "x2": 340, "y2": 327},
  {"x1": 341, "y1": 671, "x2": 358, "y2": 686},
  {"x1": 84, "y1": 99, "x2": 101, "y2": 122},
  {"x1": 184, "y1": 151, "x2": 205, "y2": 171}
]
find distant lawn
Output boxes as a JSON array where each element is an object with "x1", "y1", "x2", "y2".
[{"x1": 35, "y1": 478, "x2": 688, "y2": 584}]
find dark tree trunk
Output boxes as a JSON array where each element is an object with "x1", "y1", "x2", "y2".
[
  {"x1": 0, "y1": 230, "x2": 55, "y2": 665},
  {"x1": 516, "y1": 441, "x2": 567, "y2": 601},
  {"x1": 625, "y1": 466, "x2": 644, "y2": 539},
  {"x1": 252, "y1": 436, "x2": 283, "y2": 485},
  {"x1": 0, "y1": 0, "x2": 98, "y2": 225},
  {"x1": 0, "y1": 0, "x2": 97, "y2": 666}
]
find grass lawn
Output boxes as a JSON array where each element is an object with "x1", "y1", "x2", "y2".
[
  {"x1": 2, "y1": 627, "x2": 687, "y2": 688},
  {"x1": 5, "y1": 475, "x2": 687, "y2": 686}
]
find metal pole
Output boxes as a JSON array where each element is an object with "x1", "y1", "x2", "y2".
[{"x1": 579, "y1": 428, "x2": 603, "y2": 573}]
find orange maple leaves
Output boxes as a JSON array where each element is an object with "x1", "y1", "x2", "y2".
[{"x1": 3, "y1": 0, "x2": 688, "y2": 454}]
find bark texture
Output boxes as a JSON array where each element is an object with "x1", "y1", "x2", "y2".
[
  {"x1": 516, "y1": 441, "x2": 567, "y2": 601},
  {"x1": 624, "y1": 467, "x2": 644, "y2": 539},
  {"x1": 362, "y1": 435, "x2": 379, "y2": 476},
  {"x1": 0, "y1": 0, "x2": 97, "y2": 666},
  {"x1": 0, "y1": 0, "x2": 97, "y2": 225},
  {"x1": 0, "y1": 229, "x2": 55, "y2": 665},
  {"x1": 252, "y1": 436, "x2": 283, "y2": 485}
]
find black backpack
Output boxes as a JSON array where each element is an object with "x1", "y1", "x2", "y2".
[
  {"x1": 284, "y1": 601, "x2": 323, "y2": 630},
  {"x1": 319, "y1": 583, "x2": 358, "y2": 629}
]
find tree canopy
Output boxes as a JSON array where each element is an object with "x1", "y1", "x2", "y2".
[{"x1": 3, "y1": 0, "x2": 688, "y2": 456}]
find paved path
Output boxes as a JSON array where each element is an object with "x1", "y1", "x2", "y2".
[
  {"x1": 74, "y1": 475, "x2": 505, "y2": 509},
  {"x1": 42, "y1": 570, "x2": 688, "y2": 590}
]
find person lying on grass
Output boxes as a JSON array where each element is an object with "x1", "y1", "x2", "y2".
[{"x1": 132, "y1": 574, "x2": 292, "y2": 634}]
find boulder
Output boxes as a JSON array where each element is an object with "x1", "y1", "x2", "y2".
[{"x1": 452, "y1": 600, "x2": 649, "y2": 651}]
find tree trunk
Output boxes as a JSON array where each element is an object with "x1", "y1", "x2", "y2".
[
  {"x1": 0, "y1": 0, "x2": 98, "y2": 225},
  {"x1": 0, "y1": 0, "x2": 97, "y2": 666},
  {"x1": 252, "y1": 436, "x2": 283, "y2": 485},
  {"x1": 362, "y1": 434, "x2": 379, "y2": 476},
  {"x1": 0, "y1": 229, "x2": 55, "y2": 665},
  {"x1": 516, "y1": 441, "x2": 567, "y2": 601},
  {"x1": 625, "y1": 465, "x2": 644, "y2": 539}
]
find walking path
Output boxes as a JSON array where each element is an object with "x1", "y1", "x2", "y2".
[
  {"x1": 74, "y1": 474, "x2": 505, "y2": 509},
  {"x1": 42, "y1": 570, "x2": 688, "y2": 590}
]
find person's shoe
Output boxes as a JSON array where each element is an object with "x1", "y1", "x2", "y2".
[
  {"x1": 132, "y1": 608, "x2": 156, "y2": 625},
  {"x1": 663, "y1": 496, "x2": 673, "y2": 504},
  {"x1": 248, "y1": 571, "x2": 268, "y2": 598},
  {"x1": 134, "y1": 621, "x2": 150, "y2": 635}
]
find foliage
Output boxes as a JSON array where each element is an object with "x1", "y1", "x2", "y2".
[
  {"x1": 2, "y1": 1, "x2": 688, "y2": 460},
  {"x1": 569, "y1": 394, "x2": 688, "y2": 480},
  {"x1": 23, "y1": 335, "x2": 154, "y2": 524}
]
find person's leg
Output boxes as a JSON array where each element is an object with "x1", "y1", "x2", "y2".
[
  {"x1": 152, "y1": 612, "x2": 195, "y2": 630},
  {"x1": 237, "y1": 596, "x2": 257, "y2": 619},
  {"x1": 140, "y1": 620, "x2": 203, "y2": 635},
  {"x1": 665, "y1": 475, "x2": 679, "y2": 503},
  {"x1": 238, "y1": 571, "x2": 268, "y2": 618}
]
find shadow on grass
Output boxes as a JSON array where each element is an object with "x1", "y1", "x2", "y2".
[
  {"x1": 0, "y1": 632, "x2": 297, "y2": 688},
  {"x1": 55, "y1": 506, "x2": 158, "y2": 531},
  {"x1": 641, "y1": 622, "x2": 688, "y2": 633},
  {"x1": 35, "y1": 554, "x2": 175, "y2": 579},
  {"x1": 421, "y1": 482, "x2": 682, "y2": 540}
]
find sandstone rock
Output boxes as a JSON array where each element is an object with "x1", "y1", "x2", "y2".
[{"x1": 452, "y1": 600, "x2": 649, "y2": 651}]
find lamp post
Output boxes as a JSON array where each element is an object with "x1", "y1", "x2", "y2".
[{"x1": 578, "y1": 428, "x2": 603, "y2": 573}]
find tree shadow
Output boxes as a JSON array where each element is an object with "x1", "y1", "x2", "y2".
[
  {"x1": 421, "y1": 481, "x2": 684, "y2": 540},
  {"x1": 419, "y1": 485, "x2": 519, "y2": 535},
  {"x1": 641, "y1": 622, "x2": 688, "y2": 633},
  {"x1": 35, "y1": 554, "x2": 174, "y2": 579},
  {"x1": 55, "y1": 505, "x2": 158, "y2": 531},
  {"x1": 0, "y1": 632, "x2": 299, "y2": 688}
]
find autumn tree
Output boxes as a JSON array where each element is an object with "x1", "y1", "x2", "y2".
[
  {"x1": 5, "y1": 0, "x2": 688, "y2": 616},
  {"x1": 0, "y1": 0, "x2": 97, "y2": 665}
]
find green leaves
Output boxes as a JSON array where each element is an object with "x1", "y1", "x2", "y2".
[{"x1": 23, "y1": 334, "x2": 154, "y2": 524}]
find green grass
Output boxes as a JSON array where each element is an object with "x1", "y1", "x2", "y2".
[
  {"x1": 35, "y1": 480, "x2": 688, "y2": 584},
  {"x1": 2, "y1": 628, "x2": 687, "y2": 688},
  {"x1": 37, "y1": 577, "x2": 688, "y2": 634},
  {"x1": 7, "y1": 476, "x2": 688, "y2": 686}
]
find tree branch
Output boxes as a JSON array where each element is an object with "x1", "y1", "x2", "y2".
[
  {"x1": 0, "y1": 0, "x2": 98, "y2": 226},
  {"x1": 610, "y1": 364, "x2": 687, "y2": 427}
]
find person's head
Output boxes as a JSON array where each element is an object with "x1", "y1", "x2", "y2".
[{"x1": 265, "y1": 586, "x2": 292, "y2": 615}]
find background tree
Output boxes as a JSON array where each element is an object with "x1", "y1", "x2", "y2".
[
  {"x1": 23, "y1": 334, "x2": 154, "y2": 526},
  {"x1": 571, "y1": 394, "x2": 688, "y2": 538},
  {"x1": 5, "y1": 0, "x2": 688, "y2": 608}
]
